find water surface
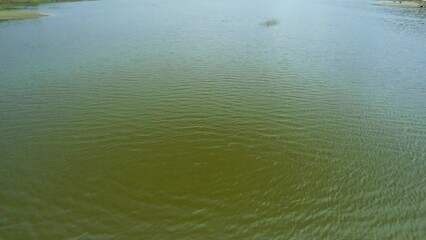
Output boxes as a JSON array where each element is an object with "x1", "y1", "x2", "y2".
[{"x1": 1, "y1": 0, "x2": 426, "y2": 239}]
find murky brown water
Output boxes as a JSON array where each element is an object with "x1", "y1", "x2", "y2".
[{"x1": 1, "y1": 0, "x2": 425, "y2": 238}]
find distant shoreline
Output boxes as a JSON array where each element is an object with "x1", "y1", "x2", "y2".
[
  {"x1": 375, "y1": 0, "x2": 425, "y2": 8},
  {"x1": 0, "y1": 0, "x2": 83, "y2": 21}
]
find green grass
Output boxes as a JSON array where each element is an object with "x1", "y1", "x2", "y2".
[
  {"x1": 0, "y1": 0, "x2": 85, "y2": 20},
  {"x1": 0, "y1": 0, "x2": 83, "y2": 10},
  {"x1": 0, "y1": 10, "x2": 45, "y2": 20}
]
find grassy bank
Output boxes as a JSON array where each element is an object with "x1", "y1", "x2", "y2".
[
  {"x1": 0, "y1": 10, "x2": 45, "y2": 19},
  {"x1": 0, "y1": 0, "x2": 82, "y2": 10},
  {"x1": 0, "y1": 0, "x2": 84, "y2": 20}
]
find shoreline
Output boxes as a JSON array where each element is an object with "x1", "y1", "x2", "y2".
[
  {"x1": 0, "y1": 11, "x2": 47, "y2": 20},
  {"x1": 375, "y1": 1, "x2": 425, "y2": 8},
  {"x1": 0, "y1": 0, "x2": 83, "y2": 21}
]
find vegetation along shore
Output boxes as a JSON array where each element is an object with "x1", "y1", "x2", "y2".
[
  {"x1": 0, "y1": 0, "x2": 83, "y2": 20},
  {"x1": 0, "y1": 10, "x2": 45, "y2": 20}
]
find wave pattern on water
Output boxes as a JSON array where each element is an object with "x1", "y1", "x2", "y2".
[{"x1": 1, "y1": 0, "x2": 426, "y2": 239}]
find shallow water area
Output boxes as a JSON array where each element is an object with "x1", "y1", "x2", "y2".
[{"x1": 1, "y1": 0, "x2": 426, "y2": 239}]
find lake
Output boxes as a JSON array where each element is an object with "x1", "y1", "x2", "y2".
[{"x1": 1, "y1": 0, "x2": 425, "y2": 238}]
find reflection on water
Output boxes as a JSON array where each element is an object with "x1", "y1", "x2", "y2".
[{"x1": 0, "y1": 0, "x2": 425, "y2": 239}]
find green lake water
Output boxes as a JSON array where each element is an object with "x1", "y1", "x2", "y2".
[{"x1": 1, "y1": 0, "x2": 425, "y2": 238}]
